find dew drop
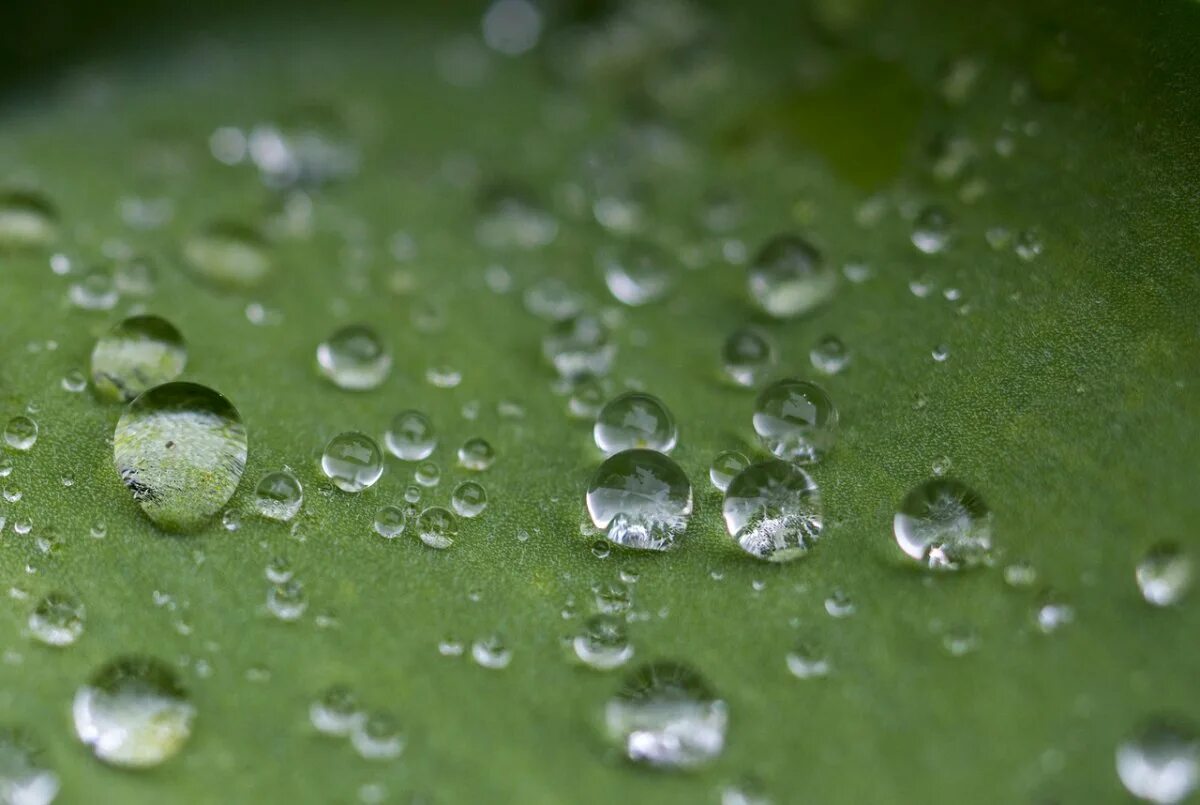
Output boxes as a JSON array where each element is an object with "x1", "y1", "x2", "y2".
[
  {"x1": 265, "y1": 556, "x2": 293, "y2": 584},
  {"x1": 721, "y1": 327, "x2": 778, "y2": 390},
  {"x1": 1136, "y1": 543, "x2": 1192, "y2": 607},
  {"x1": 254, "y1": 470, "x2": 303, "y2": 522},
  {"x1": 911, "y1": 205, "x2": 953, "y2": 255},
  {"x1": 470, "y1": 634, "x2": 512, "y2": 669},
  {"x1": 594, "y1": 392, "x2": 678, "y2": 455},
  {"x1": 524, "y1": 277, "x2": 583, "y2": 321},
  {"x1": 90, "y1": 315, "x2": 187, "y2": 403},
  {"x1": 316, "y1": 325, "x2": 391, "y2": 391},
  {"x1": 28, "y1": 593, "x2": 85, "y2": 647},
  {"x1": 457, "y1": 437, "x2": 495, "y2": 471},
  {"x1": 824, "y1": 589, "x2": 856, "y2": 618},
  {"x1": 573, "y1": 614, "x2": 633, "y2": 670},
  {"x1": 785, "y1": 643, "x2": 831, "y2": 680},
  {"x1": 310, "y1": 686, "x2": 362, "y2": 736},
  {"x1": 591, "y1": 540, "x2": 612, "y2": 559},
  {"x1": 476, "y1": 183, "x2": 557, "y2": 250},
  {"x1": 373, "y1": 506, "x2": 407, "y2": 539},
  {"x1": 403, "y1": 485, "x2": 422, "y2": 504},
  {"x1": 0, "y1": 727, "x2": 59, "y2": 805},
  {"x1": 416, "y1": 507, "x2": 458, "y2": 550},
  {"x1": 384, "y1": 410, "x2": 436, "y2": 461},
  {"x1": 414, "y1": 461, "x2": 441, "y2": 487},
  {"x1": 747, "y1": 235, "x2": 836, "y2": 319},
  {"x1": 1014, "y1": 228, "x2": 1044, "y2": 262},
  {"x1": 810, "y1": 335, "x2": 850, "y2": 375},
  {"x1": 0, "y1": 191, "x2": 57, "y2": 249},
  {"x1": 708, "y1": 450, "x2": 749, "y2": 493},
  {"x1": 350, "y1": 713, "x2": 405, "y2": 761},
  {"x1": 183, "y1": 222, "x2": 271, "y2": 290},
  {"x1": 1033, "y1": 589, "x2": 1074, "y2": 634},
  {"x1": 893, "y1": 478, "x2": 993, "y2": 570},
  {"x1": 60, "y1": 369, "x2": 87, "y2": 393},
  {"x1": 752, "y1": 379, "x2": 838, "y2": 463},
  {"x1": 543, "y1": 314, "x2": 616, "y2": 380},
  {"x1": 722, "y1": 460, "x2": 822, "y2": 562},
  {"x1": 586, "y1": 449, "x2": 693, "y2": 552},
  {"x1": 320, "y1": 432, "x2": 384, "y2": 493},
  {"x1": 568, "y1": 376, "x2": 607, "y2": 420},
  {"x1": 1003, "y1": 560, "x2": 1037, "y2": 588},
  {"x1": 941, "y1": 624, "x2": 980, "y2": 657},
  {"x1": 451, "y1": 481, "x2": 488, "y2": 518},
  {"x1": 1117, "y1": 718, "x2": 1199, "y2": 805},
  {"x1": 600, "y1": 241, "x2": 672, "y2": 306},
  {"x1": 267, "y1": 579, "x2": 308, "y2": 622},
  {"x1": 3, "y1": 417, "x2": 38, "y2": 452}
]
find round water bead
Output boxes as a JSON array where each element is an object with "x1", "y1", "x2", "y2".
[
  {"x1": 183, "y1": 221, "x2": 271, "y2": 289},
  {"x1": 414, "y1": 461, "x2": 441, "y2": 487},
  {"x1": 475, "y1": 183, "x2": 558, "y2": 251},
  {"x1": 350, "y1": 712, "x2": 405, "y2": 760},
  {"x1": 586, "y1": 449, "x2": 693, "y2": 552},
  {"x1": 786, "y1": 643, "x2": 832, "y2": 680},
  {"x1": 752, "y1": 379, "x2": 838, "y2": 463},
  {"x1": 316, "y1": 324, "x2": 391, "y2": 391},
  {"x1": 599, "y1": 241, "x2": 672, "y2": 306},
  {"x1": 1137, "y1": 542, "x2": 1193, "y2": 607},
  {"x1": 1117, "y1": 718, "x2": 1199, "y2": 804},
  {"x1": 28, "y1": 592, "x2": 85, "y2": 647},
  {"x1": 384, "y1": 410, "x2": 436, "y2": 461},
  {"x1": 267, "y1": 579, "x2": 308, "y2": 622},
  {"x1": 90, "y1": 315, "x2": 188, "y2": 403},
  {"x1": 451, "y1": 481, "x2": 488, "y2": 518},
  {"x1": 457, "y1": 437, "x2": 495, "y2": 471},
  {"x1": 722, "y1": 460, "x2": 823, "y2": 562},
  {"x1": 810, "y1": 334, "x2": 850, "y2": 375},
  {"x1": 721, "y1": 327, "x2": 776, "y2": 388},
  {"x1": 572, "y1": 613, "x2": 633, "y2": 671},
  {"x1": 0, "y1": 190, "x2": 58, "y2": 248},
  {"x1": 373, "y1": 506, "x2": 407, "y2": 539},
  {"x1": 3, "y1": 416, "x2": 38, "y2": 452},
  {"x1": 911, "y1": 205, "x2": 953, "y2": 254},
  {"x1": 321, "y1": 432, "x2": 384, "y2": 493},
  {"x1": 310, "y1": 685, "x2": 363, "y2": 736},
  {"x1": 416, "y1": 507, "x2": 458, "y2": 549},
  {"x1": 709, "y1": 450, "x2": 749, "y2": 493},
  {"x1": 568, "y1": 376, "x2": 607, "y2": 420},
  {"x1": 0, "y1": 727, "x2": 59, "y2": 805},
  {"x1": 471, "y1": 635, "x2": 512, "y2": 670},
  {"x1": 893, "y1": 478, "x2": 993, "y2": 569},
  {"x1": 113, "y1": 382, "x2": 247, "y2": 532},
  {"x1": 524, "y1": 277, "x2": 583, "y2": 321},
  {"x1": 747, "y1": 235, "x2": 836, "y2": 319},
  {"x1": 68, "y1": 267, "x2": 119, "y2": 311},
  {"x1": 594, "y1": 392, "x2": 678, "y2": 455},
  {"x1": 543, "y1": 314, "x2": 616, "y2": 381},
  {"x1": 254, "y1": 470, "x2": 303, "y2": 522},
  {"x1": 603, "y1": 661, "x2": 727, "y2": 770},
  {"x1": 72, "y1": 656, "x2": 194, "y2": 768}
]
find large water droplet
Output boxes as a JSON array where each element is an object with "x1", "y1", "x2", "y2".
[
  {"x1": 594, "y1": 392, "x2": 678, "y2": 455},
  {"x1": 893, "y1": 478, "x2": 993, "y2": 570},
  {"x1": 573, "y1": 614, "x2": 633, "y2": 670},
  {"x1": 3, "y1": 417, "x2": 38, "y2": 452},
  {"x1": 451, "y1": 481, "x2": 488, "y2": 518},
  {"x1": 113, "y1": 383, "x2": 247, "y2": 532},
  {"x1": 722, "y1": 460, "x2": 823, "y2": 562},
  {"x1": 747, "y1": 235, "x2": 836, "y2": 319},
  {"x1": 89, "y1": 315, "x2": 186, "y2": 404},
  {"x1": 1117, "y1": 718, "x2": 1199, "y2": 804},
  {"x1": 543, "y1": 314, "x2": 616, "y2": 380},
  {"x1": 586, "y1": 449, "x2": 693, "y2": 552},
  {"x1": 28, "y1": 592, "x2": 85, "y2": 647},
  {"x1": 0, "y1": 727, "x2": 59, "y2": 805},
  {"x1": 320, "y1": 432, "x2": 384, "y2": 493},
  {"x1": 183, "y1": 222, "x2": 271, "y2": 289},
  {"x1": 1136, "y1": 543, "x2": 1192, "y2": 607},
  {"x1": 254, "y1": 470, "x2": 303, "y2": 522},
  {"x1": 752, "y1": 379, "x2": 838, "y2": 463},
  {"x1": 316, "y1": 325, "x2": 391, "y2": 391},
  {"x1": 72, "y1": 656, "x2": 194, "y2": 768},
  {"x1": 384, "y1": 411, "x2": 436, "y2": 461},
  {"x1": 416, "y1": 507, "x2": 458, "y2": 549}
]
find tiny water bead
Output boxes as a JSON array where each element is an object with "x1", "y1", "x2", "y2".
[
  {"x1": 0, "y1": 190, "x2": 58, "y2": 248},
  {"x1": 416, "y1": 507, "x2": 458, "y2": 549},
  {"x1": 752, "y1": 379, "x2": 838, "y2": 463},
  {"x1": 28, "y1": 592, "x2": 85, "y2": 647},
  {"x1": 61, "y1": 369, "x2": 87, "y2": 393},
  {"x1": 183, "y1": 222, "x2": 271, "y2": 289},
  {"x1": 457, "y1": 437, "x2": 495, "y2": 471},
  {"x1": 785, "y1": 643, "x2": 831, "y2": 680},
  {"x1": 90, "y1": 315, "x2": 187, "y2": 403},
  {"x1": 73, "y1": 656, "x2": 195, "y2": 769},
  {"x1": 573, "y1": 614, "x2": 633, "y2": 670},
  {"x1": 709, "y1": 450, "x2": 749, "y2": 492},
  {"x1": 113, "y1": 382, "x2": 248, "y2": 532},
  {"x1": 254, "y1": 470, "x2": 303, "y2": 522},
  {"x1": 603, "y1": 661, "x2": 727, "y2": 770},
  {"x1": 470, "y1": 635, "x2": 512, "y2": 670},
  {"x1": 373, "y1": 506, "x2": 407, "y2": 539},
  {"x1": 265, "y1": 556, "x2": 293, "y2": 584},
  {"x1": 594, "y1": 392, "x2": 678, "y2": 455},
  {"x1": 722, "y1": 460, "x2": 823, "y2": 562},
  {"x1": 414, "y1": 461, "x2": 441, "y2": 487},
  {"x1": 1136, "y1": 543, "x2": 1193, "y2": 607},
  {"x1": 68, "y1": 266, "x2": 119, "y2": 311},
  {"x1": 586, "y1": 449, "x2": 693, "y2": 552},
  {"x1": 267, "y1": 580, "x2": 308, "y2": 622},
  {"x1": 893, "y1": 478, "x2": 993, "y2": 570},
  {"x1": 1033, "y1": 589, "x2": 1074, "y2": 634},
  {"x1": 721, "y1": 327, "x2": 776, "y2": 388},
  {"x1": 384, "y1": 410, "x2": 436, "y2": 461},
  {"x1": 911, "y1": 205, "x2": 953, "y2": 254},
  {"x1": 524, "y1": 277, "x2": 583, "y2": 322},
  {"x1": 475, "y1": 183, "x2": 558, "y2": 251},
  {"x1": 543, "y1": 314, "x2": 616, "y2": 380},
  {"x1": 404, "y1": 485, "x2": 422, "y2": 504},
  {"x1": 1117, "y1": 718, "x2": 1199, "y2": 804},
  {"x1": 568, "y1": 376, "x2": 607, "y2": 420},
  {"x1": 3, "y1": 417, "x2": 38, "y2": 452},
  {"x1": 321, "y1": 432, "x2": 384, "y2": 493},
  {"x1": 451, "y1": 481, "x2": 488, "y2": 518},
  {"x1": 810, "y1": 335, "x2": 850, "y2": 375},
  {"x1": 351, "y1": 713, "x2": 405, "y2": 760},
  {"x1": 0, "y1": 728, "x2": 59, "y2": 805},
  {"x1": 747, "y1": 234, "x2": 836, "y2": 319},
  {"x1": 310, "y1": 685, "x2": 363, "y2": 736},
  {"x1": 316, "y1": 324, "x2": 392, "y2": 391},
  {"x1": 599, "y1": 241, "x2": 672, "y2": 306}
]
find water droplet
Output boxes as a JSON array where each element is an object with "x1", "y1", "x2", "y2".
[
  {"x1": 28, "y1": 592, "x2": 85, "y2": 647},
  {"x1": 591, "y1": 540, "x2": 612, "y2": 559},
  {"x1": 470, "y1": 634, "x2": 512, "y2": 669},
  {"x1": 1033, "y1": 589, "x2": 1074, "y2": 634},
  {"x1": 824, "y1": 589, "x2": 856, "y2": 618},
  {"x1": 1117, "y1": 718, "x2": 1199, "y2": 804},
  {"x1": 73, "y1": 656, "x2": 194, "y2": 768},
  {"x1": 720, "y1": 776, "x2": 772, "y2": 805},
  {"x1": 321, "y1": 432, "x2": 384, "y2": 493},
  {"x1": 603, "y1": 661, "x2": 726, "y2": 770},
  {"x1": 810, "y1": 335, "x2": 850, "y2": 375},
  {"x1": 61, "y1": 369, "x2": 87, "y2": 393},
  {"x1": 89, "y1": 520, "x2": 107, "y2": 540},
  {"x1": 457, "y1": 437, "x2": 495, "y2": 471},
  {"x1": 310, "y1": 685, "x2": 362, "y2": 736},
  {"x1": 451, "y1": 481, "x2": 488, "y2": 518},
  {"x1": 911, "y1": 206, "x2": 953, "y2": 254},
  {"x1": 481, "y1": 0, "x2": 543, "y2": 57},
  {"x1": 3, "y1": 417, "x2": 38, "y2": 452},
  {"x1": 0, "y1": 191, "x2": 57, "y2": 249},
  {"x1": 254, "y1": 470, "x2": 303, "y2": 522},
  {"x1": 709, "y1": 450, "x2": 749, "y2": 493},
  {"x1": 0, "y1": 727, "x2": 59, "y2": 805},
  {"x1": 1014, "y1": 228, "x2": 1044, "y2": 262},
  {"x1": 265, "y1": 556, "x2": 293, "y2": 584},
  {"x1": 114, "y1": 254, "x2": 157, "y2": 297},
  {"x1": 543, "y1": 314, "x2": 616, "y2": 380},
  {"x1": 416, "y1": 507, "x2": 458, "y2": 550},
  {"x1": 438, "y1": 638, "x2": 464, "y2": 657},
  {"x1": 594, "y1": 392, "x2": 678, "y2": 455},
  {"x1": 1003, "y1": 560, "x2": 1037, "y2": 588},
  {"x1": 316, "y1": 325, "x2": 391, "y2": 391},
  {"x1": 89, "y1": 315, "x2": 187, "y2": 403},
  {"x1": 600, "y1": 241, "x2": 672, "y2": 306},
  {"x1": 524, "y1": 277, "x2": 583, "y2": 321},
  {"x1": 752, "y1": 379, "x2": 838, "y2": 463},
  {"x1": 931, "y1": 456, "x2": 952, "y2": 476},
  {"x1": 941, "y1": 624, "x2": 980, "y2": 657},
  {"x1": 893, "y1": 478, "x2": 993, "y2": 570},
  {"x1": 586, "y1": 449, "x2": 693, "y2": 552},
  {"x1": 414, "y1": 461, "x2": 441, "y2": 487},
  {"x1": 350, "y1": 713, "x2": 405, "y2": 760},
  {"x1": 476, "y1": 183, "x2": 557, "y2": 250},
  {"x1": 183, "y1": 222, "x2": 271, "y2": 289},
  {"x1": 403, "y1": 485, "x2": 422, "y2": 504},
  {"x1": 425, "y1": 365, "x2": 461, "y2": 389},
  {"x1": 594, "y1": 581, "x2": 633, "y2": 615},
  {"x1": 384, "y1": 411, "x2": 436, "y2": 461},
  {"x1": 1137, "y1": 543, "x2": 1192, "y2": 607},
  {"x1": 113, "y1": 383, "x2": 247, "y2": 532},
  {"x1": 267, "y1": 579, "x2": 308, "y2": 622},
  {"x1": 220, "y1": 506, "x2": 242, "y2": 531},
  {"x1": 568, "y1": 376, "x2": 607, "y2": 420},
  {"x1": 573, "y1": 614, "x2": 633, "y2": 670},
  {"x1": 722, "y1": 461, "x2": 823, "y2": 562},
  {"x1": 373, "y1": 506, "x2": 407, "y2": 539},
  {"x1": 931, "y1": 343, "x2": 950, "y2": 363},
  {"x1": 747, "y1": 235, "x2": 836, "y2": 318},
  {"x1": 785, "y1": 643, "x2": 831, "y2": 679}
]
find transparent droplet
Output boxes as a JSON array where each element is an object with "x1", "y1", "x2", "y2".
[
  {"x1": 785, "y1": 643, "x2": 831, "y2": 680},
  {"x1": 113, "y1": 254, "x2": 157, "y2": 297},
  {"x1": 709, "y1": 450, "x2": 749, "y2": 493},
  {"x1": 414, "y1": 461, "x2": 441, "y2": 487},
  {"x1": 350, "y1": 712, "x2": 405, "y2": 761},
  {"x1": 267, "y1": 579, "x2": 308, "y2": 622},
  {"x1": 824, "y1": 589, "x2": 856, "y2": 618},
  {"x1": 321, "y1": 432, "x2": 384, "y2": 493},
  {"x1": 113, "y1": 383, "x2": 247, "y2": 532},
  {"x1": 470, "y1": 634, "x2": 512, "y2": 669},
  {"x1": 316, "y1": 325, "x2": 391, "y2": 391},
  {"x1": 28, "y1": 592, "x2": 85, "y2": 647},
  {"x1": 265, "y1": 556, "x2": 293, "y2": 584},
  {"x1": 594, "y1": 581, "x2": 633, "y2": 615},
  {"x1": 1137, "y1": 543, "x2": 1192, "y2": 607},
  {"x1": 1003, "y1": 560, "x2": 1037, "y2": 588},
  {"x1": 425, "y1": 365, "x2": 462, "y2": 389},
  {"x1": 373, "y1": 506, "x2": 407, "y2": 539},
  {"x1": 603, "y1": 661, "x2": 726, "y2": 770},
  {"x1": 810, "y1": 335, "x2": 850, "y2": 375},
  {"x1": 476, "y1": 183, "x2": 557, "y2": 250},
  {"x1": 403, "y1": 485, "x2": 422, "y2": 505},
  {"x1": 1117, "y1": 718, "x2": 1199, "y2": 805},
  {"x1": 752, "y1": 379, "x2": 838, "y2": 463},
  {"x1": 451, "y1": 481, "x2": 488, "y2": 518},
  {"x1": 1014, "y1": 228, "x2": 1044, "y2": 262},
  {"x1": 591, "y1": 540, "x2": 612, "y2": 559},
  {"x1": 0, "y1": 191, "x2": 57, "y2": 249},
  {"x1": 568, "y1": 376, "x2": 607, "y2": 420},
  {"x1": 61, "y1": 369, "x2": 87, "y2": 393},
  {"x1": 416, "y1": 507, "x2": 458, "y2": 550},
  {"x1": 911, "y1": 206, "x2": 953, "y2": 255},
  {"x1": 89, "y1": 315, "x2": 186, "y2": 403},
  {"x1": 594, "y1": 392, "x2": 678, "y2": 455},
  {"x1": 183, "y1": 222, "x2": 270, "y2": 289},
  {"x1": 523, "y1": 277, "x2": 583, "y2": 321},
  {"x1": 600, "y1": 241, "x2": 672, "y2": 306},
  {"x1": 72, "y1": 656, "x2": 194, "y2": 768},
  {"x1": 254, "y1": 470, "x2": 303, "y2": 522},
  {"x1": 456, "y1": 437, "x2": 495, "y2": 471},
  {"x1": 1033, "y1": 589, "x2": 1074, "y2": 634},
  {"x1": 543, "y1": 314, "x2": 616, "y2": 380},
  {"x1": 941, "y1": 624, "x2": 980, "y2": 657},
  {"x1": 893, "y1": 478, "x2": 993, "y2": 570},
  {"x1": 747, "y1": 235, "x2": 836, "y2": 319},
  {"x1": 384, "y1": 410, "x2": 436, "y2": 461},
  {"x1": 573, "y1": 614, "x2": 633, "y2": 670},
  {"x1": 3, "y1": 417, "x2": 38, "y2": 452},
  {"x1": 0, "y1": 727, "x2": 60, "y2": 805},
  {"x1": 721, "y1": 327, "x2": 776, "y2": 389},
  {"x1": 931, "y1": 343, "x2": 950, "y2": 363},
  {"x1": 722, "y1": 460, "x2": 823, "y2": 562},
  {"x1": 586, "y1": 449, "x2": 693, "y2": 552},
  {"x1": 481, "y1": 0, "x2": 543, "y2": 57},
  {"x1": 309, "y1": 685, "x2": 362, "y2": 737}
]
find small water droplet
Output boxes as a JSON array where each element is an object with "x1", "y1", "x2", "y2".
[
  {"x1": 1116, "y1": 717, "x2": 1199, "y2": 805},
  {"x1": 416, "y1": 507, "x2": 458, "y2": 550},
  {"x1": 810, "y1": 335, "x2": 850, "y2": 375},
  {"x1": 61, "y1": 369, "x2": 87, "y2": 393},
  {"x1": 414, "y1": 461, "x2": 441, "y2": 487},
  {"x1": 568, "y1": 376, "x2": 607, "y2": 420},
  {"x1": 265, "y1": 556, "x2": 293, "y2": 584},
  {"x1": 1137, "y1": 543, "x2": 1192, "y2": 607},
  {"x1": 183, "y1": 222, "x2": 271, "y2": 289},
  {"x1": 573, "y1": 614, "x2": 633, "y2": 670},
  {"x1": 1033, "y1": 589, "x2": 1074, "y2": 634},
  {"x1": 1003, "y1": 560, "x2": 1037, "y2": 588},
  {"x1": 524, "y1": 277, "x2": 583, "y2": 321},
  {"x1": 267, "y1": 579, "x2": 308, "y2": 622},
  {"x1": 310, "y1": 685, "x2": 362, "y2": 736},
  {"x1": 28, "y1": 592, "x2": 85, "y2": 647},
  {"x1": 476, "y1": 183, "x2": 557, "y2": 250},
  {"x1": 594, "y1": 392, "x2": 678, "y2": 455},
  {"x1": 586, "y1": 449, "x2": 693, "y2": 552},
  {"x1": 316, "y1": 325, "x2": 391, "y2": 391},
  {"x1": 752, "y1": 379, "x2": 837, "y2": 463},
  {"x1": 893, "y1": 478, "x2": 993, "y2": 570},
  {"x1": 708, "y1": 450, "x2": 749, "y2": 493},
  {"x1": 470, "y1": 634, "x2": 512, "y2": 669},
  {"x1": 0, "y1": 191, "x2": 57, "y2": 249},
  {"x1": 254, "y1": 470, "x2": 303, "y2": 522},
  {"x1": 931, "y1": 343, "x2": 950, "y2": 363},
  {"x1": 425, "y1": 365, "x2": 462, "y2": 389},
  {"x1": 591, "y1": 540, "x2": 612, "y2": 559},
  {"x1": 747, "y1": 235, "x2": 836, "y2": 319},
  {"x1": 785, "y1": 643, "x2": 831, "y2": 680},
  {"x1": 600, "y1": 241, "x2": 672, "y2": 306},
  {"x1": 911, "y1": 206, "x2": 953, "y2": 255},
  {"x1": 543, "y1": 314, "x2": 616, "y2": 380},
  {"x1": 722, "y1": 460, "x2": 822, "y2": 562},
  {"x1": 350, "y1": 712, "x2": 405, "y2": 760},
  {"x1": 941, "y1": 625, "x2": 980, "y2": 657},
  {"x1": 451, "y1": 481, "x2": 488, "y2": 518},
  {"x1": 457, "y1": 437, "x2": 495, "y2": 471},
  {"x1": 824, "y1": 589, "x2": 855, "y2": 618},
  {"x1": 594, "y1": 581, "x2": 633, "y2": 615},
  {"x1": 384, "y1": 410, "x2": 436, "y2": 461},
  {"x1": 3, "y1": 417, "x2": 38, "y2": 452},
  {"x1": 321, "y1": 432, "x2": 384, "y2": 493},
  {"x1": 438, "y1": 638, "x2": 464, "y2": 657},
  {"x1": 372, "y1": 506, "x2": 407, "y2": 539}
]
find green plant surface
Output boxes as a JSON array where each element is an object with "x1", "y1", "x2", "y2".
[{"x1": 0, "y1": 1, "x2": 1198, "y2": 802}]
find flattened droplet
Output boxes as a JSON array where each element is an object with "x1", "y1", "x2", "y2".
[
  {"x1": 113, "y1": 382, "x2": 247, "y2": 532},
  {"x1": 183, "y1": 222, "x2": 271, "y2": 290},
  {"x1": 90, "y1": 315, "x2": 187, "y2": 403}
]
